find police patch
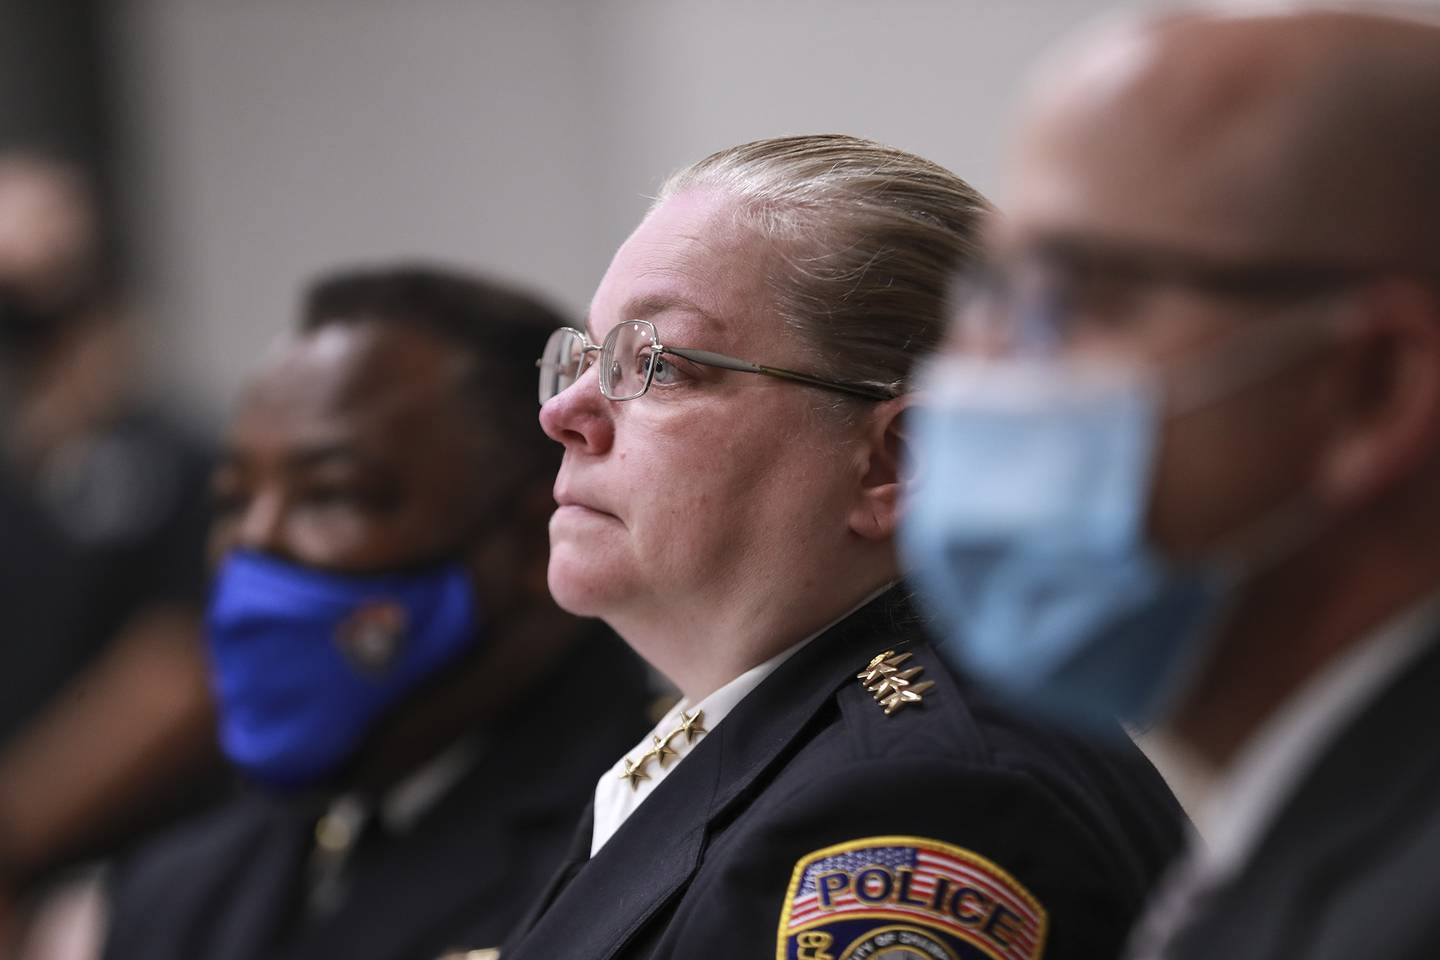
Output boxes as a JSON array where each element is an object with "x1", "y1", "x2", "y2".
[{"x1": 776, "y1": 836, "x2": 1047, "y2": 960}]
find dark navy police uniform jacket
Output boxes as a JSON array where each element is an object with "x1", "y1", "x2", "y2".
[{"x1": 503, "y1": 587, "x2": 1186, "y2": 960}]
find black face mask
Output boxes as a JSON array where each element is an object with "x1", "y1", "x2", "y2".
[
  {"x1": 0, "y1": 289, "x2": 61, "y2": 356},
  {"x1": 0, "y1": 285, "x2": 70, "y2": 357}
]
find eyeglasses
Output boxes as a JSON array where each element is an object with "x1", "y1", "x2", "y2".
[
  {"x1": 536, "y1": 319, "x2": 895, "y2": 404},
  {"x1": 957, "y1": 235, "x2": 1439, "y2": 355}
]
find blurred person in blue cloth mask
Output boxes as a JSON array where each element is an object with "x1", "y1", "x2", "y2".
[
  {"x1": 903, "y1": 6, "x2": 1440, "y2": 959},
  {"x1": 502, "y1": 134, "x2": 1184, "y2": 960},
  {"x1": 101, "y1": 264, "x2": 653, "y2": 960}
]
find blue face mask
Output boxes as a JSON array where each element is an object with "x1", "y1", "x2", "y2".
[
  {"x1": 206, "y1": 550, "x2": 480, "y2": 789},
  {"x1": 900, "y1": 311, "x2": 1340, "y2": 732},
  {"x1": 901, "y1": 362, "x2": 1230, "y2": 731}
]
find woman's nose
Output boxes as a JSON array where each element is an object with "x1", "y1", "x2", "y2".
[{"x1": 539, "y1": 364, "x2": 615, "y2": 454}]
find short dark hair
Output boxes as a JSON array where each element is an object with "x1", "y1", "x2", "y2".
[{"x1": 299, "y1": 262, "x2": 567, "y2": 481}]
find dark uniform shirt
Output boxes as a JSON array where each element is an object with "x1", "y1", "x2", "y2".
[
  {"x1": 102, "y1": 632, "x2": 653, "y2": 960},
  {"x1": 0, "y1": 404, "x2": 212, "y2": 744},
  {"x1": 504, "y1": 587, "x2": 1186, "y2": 960}
]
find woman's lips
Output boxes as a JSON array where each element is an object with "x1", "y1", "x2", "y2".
[
  {"x1": 553, "y1": 503, "x2": 614, "y2": 519},
  {"x1": 552, "y1": 488, "x2": 620, "y2": 522}
]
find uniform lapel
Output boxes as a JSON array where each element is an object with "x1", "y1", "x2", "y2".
[
  {"x1": 503, "y1": 722, "x2": 713, "y2": 960},
  {"x1": 704, "y1": 588, "x2": 925, "y2": 821},
  {"x1": 508, "y1": 588, "x2": 924, "y2": 960},
  {"x1": 509, "y1": 801, "x2": 595, "y2": 940}
]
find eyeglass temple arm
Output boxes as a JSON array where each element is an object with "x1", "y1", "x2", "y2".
[{"x1": 664, "y1": 346, "x2": 894, "y2": 402}]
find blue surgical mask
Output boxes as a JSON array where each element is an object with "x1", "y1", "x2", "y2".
[
  {"x1": 901, "y1": 362, "x2": 1230, "y2": 731},
  {"x1": 206, "y1": 550, "x2": 480, "y2": 789},
  {"x1": 900, "y1": 313, "x2": 1342, "y2": 731}
]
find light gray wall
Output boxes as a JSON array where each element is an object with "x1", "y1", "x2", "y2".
[{"x1": 114, "y1": 0, "x2": 1182, "y2": 416}]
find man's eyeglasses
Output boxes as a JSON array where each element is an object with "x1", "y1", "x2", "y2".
[
  {"x1": 957, "y1": 235, "x2": 1439, "y2": 354},
  {"x1": 536, "y1": 319, "x2": 895, "y2": 404}
]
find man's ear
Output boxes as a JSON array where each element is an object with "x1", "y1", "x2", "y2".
[
  {"x1": 848, "y1": 396, "x2": 913, "y2": 541},
  {"x1": 1317, "y1": 282, "x2": 1440, "y2": 507}
]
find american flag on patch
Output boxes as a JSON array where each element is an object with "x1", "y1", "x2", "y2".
[{"x1": 784, "y1": 841, "x2": 1044, "y2": 960}]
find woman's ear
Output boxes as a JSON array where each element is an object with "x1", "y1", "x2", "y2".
[{"x1": 848, "y1": 396, "x2": 913, "y2": 541}]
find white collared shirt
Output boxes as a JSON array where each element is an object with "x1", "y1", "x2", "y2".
[
  {"x1": 1194, "y1": 591, "x2": 1440, "y2": 883},
  {"x1": 590, "y1": 582, "x2": 897, "y2": 856},
  {"x1": 589, "y1": 638, "x2": 810, "y2": 856}
]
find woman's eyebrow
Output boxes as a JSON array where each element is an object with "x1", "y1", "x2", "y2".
[{"x1": 587, "y1": 294, "x2": 726, "y2": 337}]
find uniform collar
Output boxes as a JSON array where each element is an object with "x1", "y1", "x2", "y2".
[
  {"x1": 508, "y1": 585, "x2": 925, "y2": 960},
  {"x1": 590, "y1": 581, "x2": 899, "y2": 856}
]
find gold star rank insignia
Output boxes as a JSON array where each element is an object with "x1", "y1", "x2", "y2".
[
  {"x1": 856, "y1": 650, "x2": 912, "y2": 685},
  {"x1": 857, "y1": 649, "x2": 937, "y2": 716},
  {"x1": 677, "y1": 709, "x2": 707, "y2": 744},
  {"x1": 869, "y1": 666, "x2": 923, "y2": 701},
  {"x1": 647, "y1": 733, "x2": 679, "y2": 767},
  {"x1": 619, "y1": 756, "x2": 650, "y2": 788},
  {"x1": 618, "y1": 708, "x2": 711, "y2": 791},
  {"x1": 879, "y1": 680, "x2": 935, "y2": 715}
]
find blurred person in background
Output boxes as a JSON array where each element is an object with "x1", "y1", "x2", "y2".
[
  {"x1": 0, "y1": 151, "x2": 219, "y2": 953},
  {"x1": 903, "y1": 6, "x2": 1440, "y2": 959},
  {"x1": 101, "y1": 264, "x2": 652, "y2": 960},
  {"x1": 507, "y1": 135, "x2": 1184, "y2": 960}
]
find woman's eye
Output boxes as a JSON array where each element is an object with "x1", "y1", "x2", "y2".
[{"x1": 639, "y1": 350, "x2": 683, "y2": 385}]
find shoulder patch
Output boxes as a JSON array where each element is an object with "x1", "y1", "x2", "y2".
[{"x1": 776, "y1": 836, "x2": 1047, "y2": 960}]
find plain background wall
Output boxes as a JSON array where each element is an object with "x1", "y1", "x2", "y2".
[
  {"x1": 112, "y1": 0, "x2": 1436, "y2": 416},
  {"x1": 107, "y1": 0, "x2": 1170, "y2": 416}
]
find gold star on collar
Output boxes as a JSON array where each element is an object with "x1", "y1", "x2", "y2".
[
  {"x1": 619, "y1": 756, "x2": 650, "y2": 788},
  {"x1": 677, "y1": 709, "x2": 707, "y2": 744},
  {"x1": 879, "y1": 680, "x2": 935, "y2": 715},
  {"x1": 857, "y1": 650, "x2": 912, "y2": 686},
  {"x1": 869, "y1": 666, "x2": 924, "y2": 701},
  {"x1": 858, "y1": 649, "x2": 937, "y2": 716},
  {"x1": 618, "y1": 709, "x2": 709, "y2": 791},
  {"x1": 646, "y1": 733, "x2": 680, "y2": 767}
]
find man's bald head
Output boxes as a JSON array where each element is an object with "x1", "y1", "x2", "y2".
[
  {"x1": 1011, "y1": 6, "x2": 1440, "y2": 268},
  {"x1": 975, "y1": 5, "x2": 1440, "y2": 762}
]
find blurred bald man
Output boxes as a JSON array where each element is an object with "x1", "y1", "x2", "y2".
[{"x1": 903, "y1": 6, "x2": 1440, "y2": 959}]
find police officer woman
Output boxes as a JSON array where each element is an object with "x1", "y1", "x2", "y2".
[{"x1": 511, "y1": 135, "x2": 1184, "y2": 960}]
